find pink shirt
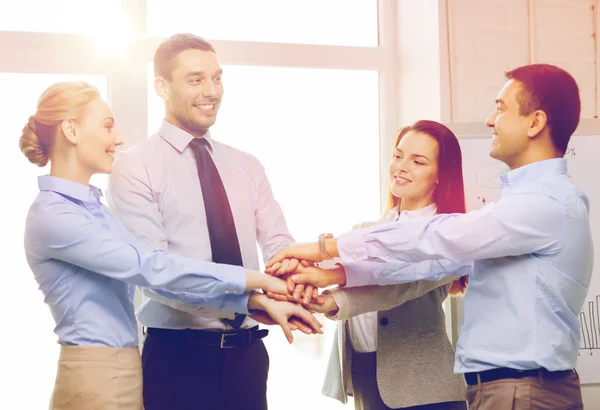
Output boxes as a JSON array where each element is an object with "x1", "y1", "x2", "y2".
[{"x1": 108, "y1": 119, "x2": 294, "y2": 330}]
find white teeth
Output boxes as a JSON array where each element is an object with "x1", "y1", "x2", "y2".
[
  {"x1": 395, "y1": 176, "x2": 410, "y2": 183},
  {"x1": 196, "y1": 104, "x2": 215, "y2": 110}
]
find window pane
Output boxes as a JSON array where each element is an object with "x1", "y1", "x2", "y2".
[
  {"x1": 0, "y1": 0, "x2": 121, "y2": 35},
  {"x1": 148, "y1": 65, "x2": 379, "y2": 408},
  {"x1": 147, "y1": 0, "x2": 378, "y2": 47},
  {"x1": 0, "y1": 74, "x2": 107, "y2": 410}
]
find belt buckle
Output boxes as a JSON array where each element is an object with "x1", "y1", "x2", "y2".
[{"x1": 220, "y1": 332, "x2": 236, "y2": 349}]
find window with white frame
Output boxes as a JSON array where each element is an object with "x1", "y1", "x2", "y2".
[
  {"x1": 146, "y1": 0, "x2": 378, "y2": 46},
  {"x1": 0, "y1": 1, "x2": 395, "y2": 409}
]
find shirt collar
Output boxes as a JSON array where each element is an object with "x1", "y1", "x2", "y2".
[
  {"x1": 500, "y1": 158, "x2": 567, "y2": 190},
  {"x1": 157, "y1": 119, "x2": 214, "y2": 153},
  {"x1": 38, "y1": 175, "x2": 103, "y2": 203},
  {"x1": 388, "y1": 202, "x2": 438, "y2": 221}
]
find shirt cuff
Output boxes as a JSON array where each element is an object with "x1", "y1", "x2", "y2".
[
  {"x1": 217, "y1": 265, "x2": 247, "y2": 297},
  {"x1": 337, "y1": 229, "x2": 369, "y2": 263},
  {"x1": 218, "y1": 292, "x2": 251, "y2": 315},
  {"x1": 338, "y1": 260, "x2": 373, "y2": 288},
  {"x1": 323, "y1": 287, "x2": 349, "y2": 321}
]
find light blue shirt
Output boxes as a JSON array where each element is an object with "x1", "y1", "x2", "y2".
[
  {"x1": 338, "y1": 158, "x2": 593, "y2": 373},
  {"x1": 24, "y1": 176, "x2": 249, "y2": 348}
]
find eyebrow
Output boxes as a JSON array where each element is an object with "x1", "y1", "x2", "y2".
[
  {"x1": 187, "y1": 69, "x2": 223, "y2": 77},
  {"x1": 395, "y1": 148, "x2": 430, "y2": 161}
]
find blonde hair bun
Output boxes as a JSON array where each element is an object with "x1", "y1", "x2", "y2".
[{"x1": 19, "y1": 115, "x2": 48, "y2": 167}]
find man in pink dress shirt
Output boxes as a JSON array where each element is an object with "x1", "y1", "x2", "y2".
[{"x1": 108, "y1": 33, "x2": 297, "y2": 410}]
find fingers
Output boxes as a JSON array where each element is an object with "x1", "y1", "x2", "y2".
[
  {"x1": 281, "y1": 321, "x2": 293, "y2": 343},
  {"x1": 289, "y1": 273, "x2": 312, "y2": 285},
  {"x1": 292, "y1": 283, "x2": 305, "y2": 301},
  {"x1": 292, "y1": 307, "x2": 323, "y2": 334},
  {"x1": 279, "y1": 259, "x2": 290, "y2": 275},
  {"x1": 288, "y1": 258, "x2": 300, "y2": 272},
  {"x1": 289, "y1": 318, "x2": 314, "y2": 334},
  {"x1": 265, "y1": 250, "x2": 285, "y2": 269},
  {"x1": 305, "y1": 301, "x2": 325, "y2": 313},
  {"x1": 303, "y1": 285, "x2": 314, "y2": 305},
  {"x1": 286, "y1": 276, "x2": 295, "y2": 293},
  {"x1": 265, "y1": 291, "x2": 289, "y2": 302},
  {"x1": 264, "y1": 262, "x2": 282, "y2": 275}
]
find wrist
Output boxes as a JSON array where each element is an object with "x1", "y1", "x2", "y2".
[
  {"x1": 248, "y1": 292, "x2": 268, "y2": 311},
  {"x1": 325, "y1": 237, "x2": 339, "y2": 258},
  {"x1": 244, "y1": 270, "x2": 259, "y2": 290},
  {"x1": 331, "y1": 265, "x2": 346, "y2": 286},
  {"x1": 323, "y1": 294, "x2": 339, "y2": 316}
]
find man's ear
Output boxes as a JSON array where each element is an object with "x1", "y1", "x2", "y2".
[
  {"x1": 60, "y1": 119, "x2": 79, "y2": 145},
  {"x1": 527, "y1": 110, "x2": 548, "y2": 139},
  {"x1": 155, "y1": 77, "x2": 169, "y2": 101}
]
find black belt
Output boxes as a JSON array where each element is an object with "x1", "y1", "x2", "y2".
[
  {"x1": 146, "y1": 326, "x2": 268, "y2": 349},
  {"x1": 464, "y1": 367, "x2": 575, "y2": 385}
]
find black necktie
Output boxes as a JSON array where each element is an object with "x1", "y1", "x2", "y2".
[{"x1": 189, "y1": 137, "x2": 246, "y2": 329}]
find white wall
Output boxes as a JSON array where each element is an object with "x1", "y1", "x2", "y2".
[
  {"x1": 394, "y1": 0, "x2": 600, "y2": 405},
  {"x1": 448, "y1": 0, "x2": 596, "y2": 124}
]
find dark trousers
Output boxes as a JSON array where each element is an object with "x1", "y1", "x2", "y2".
[
  {"x1": 142, "y1": 330, "x2": 270, "y2": 410},
  {"x1": 351, "y1": 351, "x2": 467, "y2": 410},
  {"x1": 466, "y1": 369, "x2": 583, "y2": 410}
]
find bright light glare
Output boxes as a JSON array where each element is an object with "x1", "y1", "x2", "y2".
[{"x1": 93, "y1": 13, "x2": 134, "y2": 57}]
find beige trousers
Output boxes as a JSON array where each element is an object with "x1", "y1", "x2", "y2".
[
  {"x1": 50, "y1": 345, "x2": 143, "y2": 410},
  {"x1": 466, "y1": 370, "x2": 583, "y2": 410}
]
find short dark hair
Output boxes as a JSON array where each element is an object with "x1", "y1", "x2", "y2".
[
  {"x1": 153, "y1": 33, "x2": 216, "y2": 80},
  {"x1": 505, "y1": 64, "x2": 580, "y2": 154}
]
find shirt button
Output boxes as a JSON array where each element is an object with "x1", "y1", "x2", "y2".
[
  {"x1": 379, "y1": 317, "x2": 389, "y2": 326},
  {"x1": 224, "y1": 290, "x2": 230, "y2": 294},
  {"x1": 352, "y1": 253, "x2": 358, "y2": 260},
  {"x1": 385, "y1": 255, "x2": 391, "y2": 260},
  {"x1": 232, "y1": 290, "x2": 238, "y2": 295}
]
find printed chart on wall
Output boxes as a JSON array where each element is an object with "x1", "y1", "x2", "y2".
[{"x1": 459, "y1": 135, "x2": 600, "y2": 384}]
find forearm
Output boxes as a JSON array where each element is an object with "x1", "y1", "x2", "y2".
[
  {"x1": 341, "y1": 259, "x2": 472, "y2": 287},
  {"x1": 337, "y1": 198, "x2": 564, "y2": 266},
  {"x1": 326, "y1": 277, "x2": 455, "y2": 320},
  {"x1": 247, "y1": 292, "x2": 271, "y2": 311},
  {"x1": 141, "y1": 287, "x2": 238, "y2": 318}
]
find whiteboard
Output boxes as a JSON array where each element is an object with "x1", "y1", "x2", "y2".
[{"x1": 459, "y1": 135, "x2": 600, "y2": 384}]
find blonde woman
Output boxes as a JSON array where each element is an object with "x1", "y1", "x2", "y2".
[{"x1": 20, "y1": 82, "x2": 320, "y2": 410}]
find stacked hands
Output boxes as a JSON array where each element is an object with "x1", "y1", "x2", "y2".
[{"x1": 249, "y1": 240, "x2": 349, "y2": 344}]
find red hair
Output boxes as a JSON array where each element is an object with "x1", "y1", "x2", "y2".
[{"x1": 386, "y1": 121, "x2": 468, "y2": 296}]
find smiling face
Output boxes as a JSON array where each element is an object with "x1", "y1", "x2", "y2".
[
  {"x1": 69, "y1": 98, "x2": 123, "y2": 175},
  {"x1": 388, "y1": 130, "x2": 440, "y2": 211},
  {"x1": 485, "y1": 79, "x2": 532, "y2": 169},
  {"x1": 156, "y1": 48, "x2": 223, "y2": 137}
]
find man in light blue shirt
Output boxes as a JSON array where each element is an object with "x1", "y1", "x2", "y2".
[{"x1": 266, "y1": 64, "x2": 592, "y2": 410}]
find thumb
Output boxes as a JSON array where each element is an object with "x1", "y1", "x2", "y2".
[{"x1": 289, "y1": 273, "x2": 312, "y2": 284}]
